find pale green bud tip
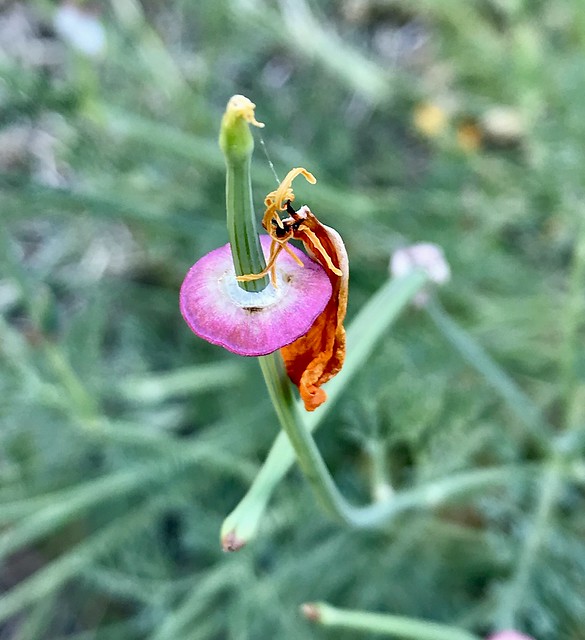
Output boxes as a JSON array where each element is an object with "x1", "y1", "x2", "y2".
[{"x1": 219, "y1": 94, "x2": 265, "y2": 160}]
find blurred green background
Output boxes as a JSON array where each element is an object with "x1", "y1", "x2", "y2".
[{"x1": 2, "y1": 0, "x2": 585, "y2": 638}]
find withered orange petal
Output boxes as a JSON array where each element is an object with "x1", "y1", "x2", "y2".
[{"x1": 280, "y1": 210, "x2": 348, "y2": 411}]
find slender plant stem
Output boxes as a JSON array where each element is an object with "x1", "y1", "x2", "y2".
[
  {"x1": 496, "y1": 220, "x2": 585, "y2": 629},
  {"x1": 302, "y1": 602, "x2": 481, "y2": 640},
  {"x1": 220, "y1": 95, "x2": 268, "y2": 292},
  {"x1": 561, "y1": 217, "x2": 585, "y2": 431},
  {"x1": 220, "y1": 94, "x2": 442, "y2": 536},
  {"x1": 225, "y1": 153, "x2": 268, "y2": 291},
  {"x1": 258, "y1": 353, "x2": 351, "y2": 522},
  {"x1": 426, "y1": 298, "x2": 552, "y2": 451}
]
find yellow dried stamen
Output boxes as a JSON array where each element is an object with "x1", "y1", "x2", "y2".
[
  {"x1": 263, "y1": 168, "x2": 316, "y2": 230},
  {"x1": 283, "y1": 243, "x2": 305, "y2": 267},
  {"x1": 272, "y1": 167, "x2": 316, "y2": 211},
  {"x1": 224, "y1": 95, "x2": 265, "y2": 129},
  {"x1": 239, "y1": 167, "x2": 317, "y2": 286},
  {"x1": 236, "y1": 239, "x2": 295, "y2": 287},
  {"x1": 236, "y1": 240, "x2": 280, "y2": 282},
  {"x1": 297, "y1": 225, "x2": 343, "y2": 276}
]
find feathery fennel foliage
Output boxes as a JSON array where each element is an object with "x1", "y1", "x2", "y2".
[{"x1": 1, "y1": 1, "x2": 585, "y2": 638}]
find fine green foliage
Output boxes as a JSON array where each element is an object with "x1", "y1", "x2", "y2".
[{"x1": 2, "y1": 1, "x2": 585, "y2": 639}]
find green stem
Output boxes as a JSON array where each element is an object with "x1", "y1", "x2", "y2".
[
  {"x1": 220, "y1": 96, "x2": 268, "y2": 292},
  {"x1": 561, "y1": 218, "x2": 585, "y2": 431},
  {"x1": 219, "y1": 94, "x2": 432, "y2": 536},
  {"x1": 218, "y1": 95, "x2": 528, "y2": 548},
  {"x1": 303, "y1": 602, "x2": 481, "y2": 640},
  {"x1": 367, "y1": 437, "x2": 393, "y2": 502},
  {"x1": 225, "y1": 153, "x2": 268, "y2": 291},
  {"x1": 258, "y1": 353, "x2": 350, "y2": 522},
  {"x1": 426, "y1": 298, "x2": 552, "y2": 451},
  {"x1": 496, "y1": 221, "x2": 585, "y2": 628},
  {"x1": 495, "y1": 458, "x2": 563, "y2": 629}
]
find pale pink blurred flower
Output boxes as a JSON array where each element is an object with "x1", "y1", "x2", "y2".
[{"x1": 390, "y1": 243, "x2": 450, "y2": 306}]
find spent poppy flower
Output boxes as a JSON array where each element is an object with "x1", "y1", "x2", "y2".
[{"x1": 181, "y1": 94, "x2": 347, "y2": 411}]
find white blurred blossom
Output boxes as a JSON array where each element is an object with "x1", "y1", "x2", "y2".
[
  {"x1": 54, "y1": 3, "x2": 106, "y2": 58},
  {"x1": 390, "y1": 243, "x2": 450, "y2": 306}
]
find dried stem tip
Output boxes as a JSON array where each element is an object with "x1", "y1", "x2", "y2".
[
  {"x1": 221, "y1": 530, "x2": 246, "y2": 552},
  {"x1": 301, "y1": 603, "x2": 322, "y2": 623},
  {"x1": 223, "y1": 95, "x2": 265, "y2": 129},
  {"x1": 219, "y1": 95, "x2": 264, "y2": 160}
]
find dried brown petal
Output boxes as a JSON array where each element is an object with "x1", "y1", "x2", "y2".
[{"x1": 280, "y1": 207, "x2": 348, "y2": 411}]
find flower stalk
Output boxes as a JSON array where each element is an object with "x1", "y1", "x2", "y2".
[
  {"x1": 218, "y1": 96, "x2": 534, "y2": 551},
  {"x1": 220, "y1": 95, "x2": 268, "y2": 292},
  {"x1": 301, "y1": 602, "x2": 481, "y2": 640},
  {"x1": 220, "y1": 95, "x2": 438, "y2": 542},
  {"x1": 425, "y1": 298, "x2": 552, "y2": 451},
  {"x1": 495, "y1": 219, "x2": 585, "y2": 629}
]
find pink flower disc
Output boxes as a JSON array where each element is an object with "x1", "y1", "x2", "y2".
[{"x1": 180, "y1": 236, "x2": 333, "y2": 356}]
